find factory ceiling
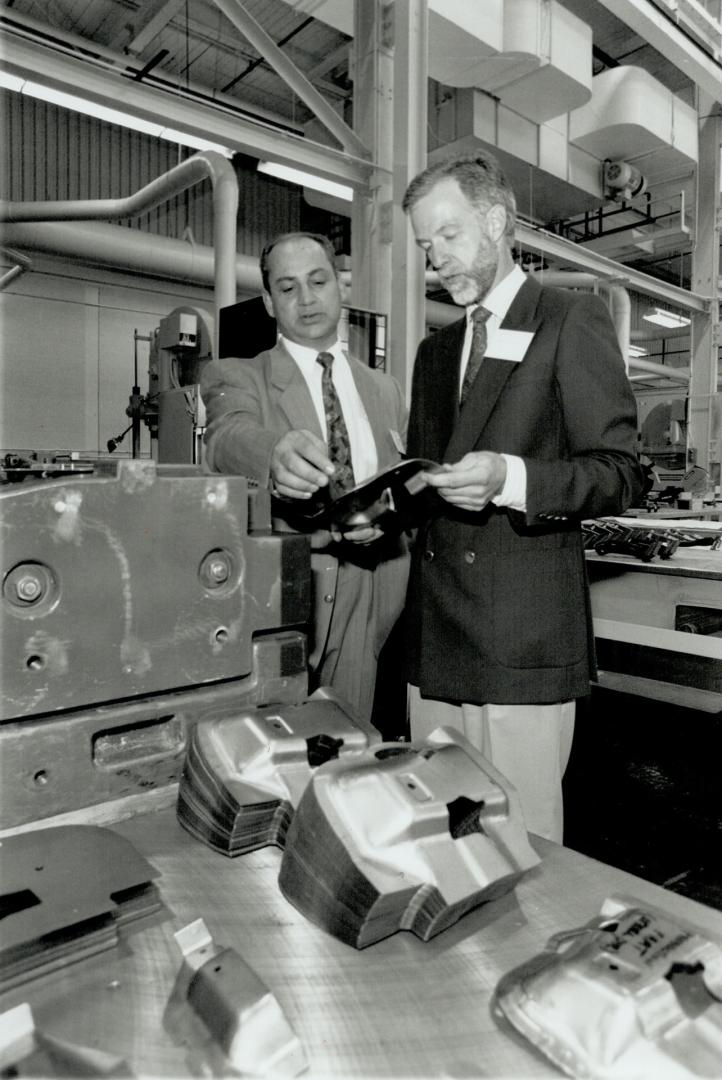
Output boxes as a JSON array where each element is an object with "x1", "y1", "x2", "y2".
[{"x1": 1, "y1": 0, "x2": 720, "y2": 291}]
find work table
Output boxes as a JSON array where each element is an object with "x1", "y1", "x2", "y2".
[{"x1": 2, "y1": 806, "x2": 721, "y2": 1078}]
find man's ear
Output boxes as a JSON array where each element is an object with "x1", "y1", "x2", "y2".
[
  {"x1": 262, "y1": 290, "x2": 275, "y2": 319},
  {"x1": 486, "y1": 203, "x2": 507, "y2": 244}
]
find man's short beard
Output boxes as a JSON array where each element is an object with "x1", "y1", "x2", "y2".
[{"x1": 448, "y1": 259, "x2": 497, "y2": 307}]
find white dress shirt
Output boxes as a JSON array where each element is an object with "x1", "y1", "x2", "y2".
[
  {"x1": 460, "y1": 264, "x2": 528, "y2": 512},
  {"x1": 279, "y1": 334, "x2": 378, "y2": 483}
]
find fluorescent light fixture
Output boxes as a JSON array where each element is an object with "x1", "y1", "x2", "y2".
[
  {"x1": 257, "y1": 161, "x2": 353, "y2": 202},
  {"x1": 23, "y1": 81, "x2": 164, "y2": 136},
  {"x1": 0, "y1": 74, "x2": 233, "y2": 155},
  {"x1": 0, "y1": 71, "x2": 25, "y2": 93},
  {"x1": 628, "y1": 345, "x2": 648, "y2": 357},
  {"x1": 642, "y1": 307, "x2": 691, "y2": 329},
  {"x1": 159, "y1": 127, "x2": 232, "y2": 154}
]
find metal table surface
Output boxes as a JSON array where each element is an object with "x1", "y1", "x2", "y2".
[
  {"x1": 586, "y1": 545, "x2": 722, "y2": 579},
  {"x1": 3, "y1": 807, "x2": 722, "y2": 1079}
]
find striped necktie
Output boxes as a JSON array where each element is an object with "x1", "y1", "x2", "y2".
[
  {"x1": 316, "y1": 351, "x2": 356, "y2": 497},
  {"x1": 460, "y1": 306, "x2": 491, "y2": 406}
]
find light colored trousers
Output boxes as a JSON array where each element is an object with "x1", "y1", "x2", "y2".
[{"x1": 408, "y1": 686, "x2": 575, "y2": 843}]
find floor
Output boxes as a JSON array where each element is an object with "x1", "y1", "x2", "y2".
[{"x1": 562, "y1": 686, "x2": 722, "y2": 912}]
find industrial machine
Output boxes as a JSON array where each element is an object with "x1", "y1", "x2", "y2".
[
  {"x1": 108, "y1": 307, "x2": 214, "y2": 465},
  {"x1": 0, "y1": 459, "x2": 312, "y2": 830}
]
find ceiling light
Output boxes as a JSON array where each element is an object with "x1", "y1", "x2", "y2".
[
  {"x1": 23, "y1": 81, "x2": 164, "y2": 136},
  {"x1": 642, "y1": 307, "x2": 691, "y2": 328},
  {"x1": 257, "y1": 161, "x2": 353, "y2": 202},
  {"x1": 628, "y1": 345, "x2": 648, "y2": 357},
  {"x1": 158, "y1": 127, "x2": 232, "y2": 155},
  {"x1": 0, "y1": 72, "x2": 25, "y2": 93},
  {"x1": 1, "y1": 76, "x2": 232, "y2": 155}
]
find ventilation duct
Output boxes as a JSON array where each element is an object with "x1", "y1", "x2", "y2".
[
  {"x1": 569, "y1": 67, "x2": 698, "y2": 180},
  {"x1": 469, "y1": 0, "x2": 593, "y2": 123},
  {"x1": 290, "y1": 0, "x2": 591, "y2": 122}
]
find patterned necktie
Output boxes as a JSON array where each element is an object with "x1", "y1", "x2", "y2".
[
  {"x1": 460, "y1": 305, "x2": 491, "y2": 406},
  {"x1": 316, "y1": 351, "x2": 356, "y2": 498}
]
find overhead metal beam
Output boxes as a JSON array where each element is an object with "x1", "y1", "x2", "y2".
[
  {"x1": 307, "y1": 41, "x2": 350, "y2": 82},
  {"x1": 0, "y1": 10, "x2": 305, "y2": 131},
  {"x1": 124, "y1": 0, "x2": 185, "y2": 55},
  {"x1": 595, "y1": 0, "x2": 722, "y2": 102},
  {"x1": 211, "y1": 0, "x2": 370, "y2": 159},
  {"x1": 0, "y1": 35, "x2": 373, "y2": 190},
  {"x1": 515, "y1": 220, "x2": 711, "y2": 312}
]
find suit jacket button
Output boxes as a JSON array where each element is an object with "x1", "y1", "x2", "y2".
[
  {"x1": 424, "y1": 549, "x2": 435, "y2": 561},
  {"x1": 464, "y1": 550, "x2": 476, "y2": 564},
  {"x1": 323, "y1": 593, "x2": 334, "y2": 603}
]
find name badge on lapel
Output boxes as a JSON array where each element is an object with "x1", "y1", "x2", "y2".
[{"x1": 487, "y1": 329, "x2": 535, "y2": 363}]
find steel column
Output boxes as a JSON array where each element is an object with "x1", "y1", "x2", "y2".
[
  {"x1": 390, "y1": 0, "x2": 428, "y2": 396},
  {"x1": 350, "y1": 0, "x2": 394, "y2": 317},
  {"x1": 689, "y1": 91, "x2": 722, "y2": 476}
]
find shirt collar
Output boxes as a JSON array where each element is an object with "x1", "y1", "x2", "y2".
[
  {"x1": 279, "y1": 334, "x2": 343, "y2": 366},
  {"x1": 467, "y1": 263, "x2": 526, "y2": 325}
]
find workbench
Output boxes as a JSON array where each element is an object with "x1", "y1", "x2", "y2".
[
  {"x1": 3, "y1": 806, "x2": 721, "y2": 1078},
  {"x1": 587, "y1": 544, "x2": 722, "y2": 712}
]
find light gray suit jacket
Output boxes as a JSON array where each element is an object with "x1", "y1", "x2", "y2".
[
  {"x1": 202, "y1": 340, "x2": 407, "y2": 483},
  {"x1": 200, "y1": 341, "x2": 410, "y2": 721}
]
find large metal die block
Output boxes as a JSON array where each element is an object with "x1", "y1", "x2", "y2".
[
  {"x1": 0, "y1": 632, "x2": 310, "y2": 831},
  {"x1": 1, "y1": 460, "x2": 311, "y2": 721},
  {"x1": 0, "y1": 460, "x2": 314, "y2": 829}
]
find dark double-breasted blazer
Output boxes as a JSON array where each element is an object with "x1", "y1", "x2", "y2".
[{"x1": 405, "y1": 273, "x2": 644, "y2": 705}]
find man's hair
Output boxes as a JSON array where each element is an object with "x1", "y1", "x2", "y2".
[
  {"x1": 260, "y1": 231, "x2": 338, "y2": 292},
  {"x1": 401, "y1": 151, "x2": 517, "y2": 243}
]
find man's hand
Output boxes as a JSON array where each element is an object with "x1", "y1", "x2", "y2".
[
  {"x1": 270, "y1": 429, "x2": 334, "y2": 498},
  {"x1": 331, "y1": 524, "x2": 384, "y2": 545},
  {"x1": 422, "y1": 451, "x2": 506, "y2": 512}
]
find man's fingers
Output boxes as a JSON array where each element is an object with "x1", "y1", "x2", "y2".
[{"x1": 271, "y1": 429, "x2": 334, "y2": 492}]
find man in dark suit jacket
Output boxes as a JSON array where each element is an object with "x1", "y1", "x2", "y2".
[
  {"x1": 200, "y1": 232, "x2": 409, "y2": 724},
  {"x1": 402, "y1": 152, "x2": 644, "y2": 841}
]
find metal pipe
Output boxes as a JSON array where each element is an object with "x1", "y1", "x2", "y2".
[
  {"x1": 0, "y1": 220, "x2": 261, "y2": 291},
  {"x1": 0, "y1": 246, "x2": 33, "y2": 290},
  {"x1": 0, "y1": 152, "x2": 239, "y2": 346},
  {"x1": 631, "y1": 357, "x2": 690, "y2": 383},
  {"x1": 1, "y1": 223, "x2": 693, "y2": 389}
]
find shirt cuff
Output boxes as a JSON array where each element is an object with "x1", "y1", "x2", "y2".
[{"x1": 492, "y1": 454, "x2": 527, "y2": 512}]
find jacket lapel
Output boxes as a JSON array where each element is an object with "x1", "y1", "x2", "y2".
[
  {"x1": 270, "y1": 342, "x2": 325, "y2": 440},
  {"x1": 444, "y1": 275, "x2": 541, "y2": 462}
]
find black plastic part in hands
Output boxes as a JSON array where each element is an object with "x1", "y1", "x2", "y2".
[{"x1": 271, "y1": 457, "x2": 443, "y2": 532}]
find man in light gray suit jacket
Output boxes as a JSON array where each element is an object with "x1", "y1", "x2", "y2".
[{"x1": 201, "y1": 232, "x2": 409, "y2": 723}]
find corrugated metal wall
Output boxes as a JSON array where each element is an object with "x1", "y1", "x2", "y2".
[{"x1": 1, "y1": 91, "x2": 301, "y2": 254}]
